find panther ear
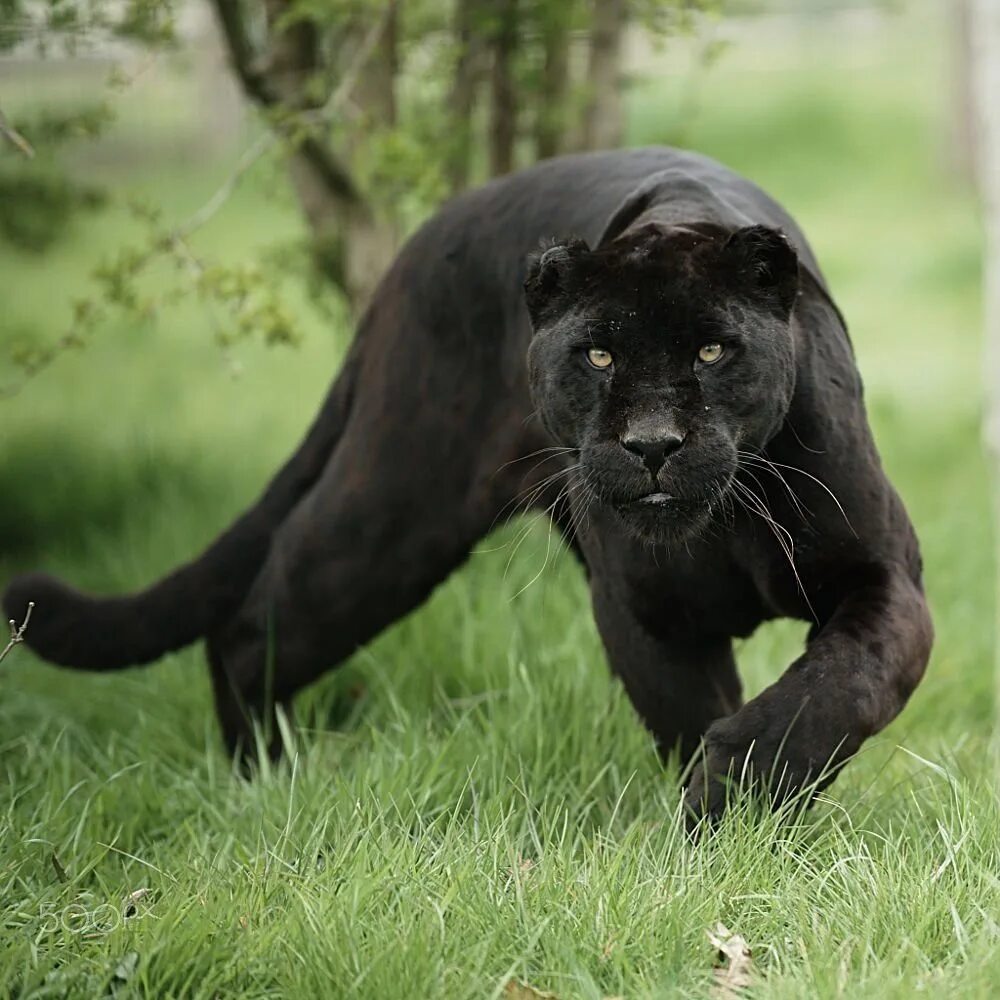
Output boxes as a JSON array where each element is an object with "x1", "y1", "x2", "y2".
[
  {"x1": 721, "y1": 225, "x2": 799, "y2": 316},
  {"x1": 524, "y1": 238, "x2": 590, "y2": 323}
]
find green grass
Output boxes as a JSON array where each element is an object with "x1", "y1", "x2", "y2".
[{"x1": 1, "y1": 3, "x2": 997, "y2": 997}]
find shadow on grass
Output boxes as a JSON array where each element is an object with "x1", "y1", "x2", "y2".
[{"x1": 0, "y1": 429, "x2": 224, "y2": 563}]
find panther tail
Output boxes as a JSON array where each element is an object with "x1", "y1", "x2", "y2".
[{"x1": 1, "y1": 347, "x2": 360, "y2": 671}]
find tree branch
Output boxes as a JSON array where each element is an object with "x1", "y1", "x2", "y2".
[
  {"x1": 210, "y1": 0, "x2": 369, "y2": 207},
  {"x1": 180, "y1": 4, "x2": 394, "y2": 239},
  {"x1": 212, "y1": 0, "x2": 280, "y2": 107}
]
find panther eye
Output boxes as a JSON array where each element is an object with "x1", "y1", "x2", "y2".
[
  {"x1": 586, "y1": 348, "x2": 614, "y2": 370},
  {"x1": 697, "y1": 342, "x2": 724, "y2": 365}
]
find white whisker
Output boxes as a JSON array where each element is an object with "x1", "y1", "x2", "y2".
[
  {"x1": 731, "y1": 476, "x2": 818, "y2": 623},
  {"x1": 738, "y1": 452, "x2": 812, "y2": 523}
]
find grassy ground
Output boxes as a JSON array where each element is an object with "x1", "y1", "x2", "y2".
[{"x1": 1, "y1": 4, "x2": 997, "y2": 997}]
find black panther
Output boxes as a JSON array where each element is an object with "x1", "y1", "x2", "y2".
[{"x1": 3, "y1": 147, "x2": 933, "y2": 821}]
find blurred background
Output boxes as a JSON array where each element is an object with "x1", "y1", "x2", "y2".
[
  {"x1": 0, "y1": 0, "x2": 993, "y2": 755},
  {"x1": 4, "y1": 5, "x2": 1000, "y2": 993}
]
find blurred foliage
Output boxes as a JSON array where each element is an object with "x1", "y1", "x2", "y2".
[
  {"x1": 0, "y1": 0, "x2": 177, "y2": 54},
  {"x1": 0, "y1": 161, "x2": 104, "y2": 251},
  {"x1": 0, "y1": 13, "x2": 994, "y2": 993},
  {"x1": 0, "y1": 0, "x2": 716, "y2": 392},
  {"x1": 0, "y1": 1, "x2": 176, "y2": 258},
  {"x1": 0, "y1": 103, "x2": 112, "y2": 251}
]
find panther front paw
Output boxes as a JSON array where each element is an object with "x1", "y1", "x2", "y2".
[{"x1": 683, "y1": 713, "x2": 832, "y2": 828}]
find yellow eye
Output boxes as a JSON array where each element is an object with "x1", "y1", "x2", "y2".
[
  {"x1": 698, "y1": 342, "x2": 724, "y2": 364},
  {"x1": 586, "y1": 348, "x2": 613, "y2": 369}
]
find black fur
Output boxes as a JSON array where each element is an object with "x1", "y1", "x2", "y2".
[{"x1": 3, "y1": 148, "x2": 932, "y2": 820}]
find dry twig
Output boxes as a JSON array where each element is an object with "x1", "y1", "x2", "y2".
[
  {"x1": 0, "y1": 104, "x2": 35, "y2": 158},
  {"x1": 0, "y1": 601, "x2": 34, "y2": 665}
]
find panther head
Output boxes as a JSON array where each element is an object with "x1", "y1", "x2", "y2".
[{"x1": 524, "y1": 222, "x2": 799, "y2": 544}]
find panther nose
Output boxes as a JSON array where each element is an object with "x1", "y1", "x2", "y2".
[{"x1": 622, "y1": 427, "x2": 686, "y2": 477}]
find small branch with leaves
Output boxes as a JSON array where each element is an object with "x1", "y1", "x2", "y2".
[
  {"x1": 0, "y1": 3, "x2": 394, "y2": 401},
  {"x1": 0, "y1": 602, "x2": 34, "y2": 666}
]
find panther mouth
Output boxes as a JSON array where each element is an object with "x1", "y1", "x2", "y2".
[
  {"x1": 635, "y1": 491, "x2": 674, "y2": 506},
  {"x1": 607, "y1": 487, "x2": 717, "y2": 545}
]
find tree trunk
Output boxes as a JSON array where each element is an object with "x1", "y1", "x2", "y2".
[
  {"x1": 261, "y1": 0, "x2": 320, "y2": 108},
  {"x1": 211, "y1": 0, "x2": 393, "y2": 315},
  {"x1": 340, "y1": 0, "x2": 400, "y2": 310},
  {"x1": 447, "y1": 0, "x2": 483, "y2": 192},
  {"x1": 259, "y1": 0, "x2": 367, "y2": 304},
  {"x1": 951, "y1": 0, "x2": 978, "y2": 184},
  {"x1": 971, "y1": 0, "x2": 1000, "y2": 451},
  {"x1": 535, "y1": 12, "x2": 571, "y2": 160},
  {"x1": 489, "y1": 0, "x2": 518, "y2": 177},
  {"x1": 578, "y1": 0, "x2": 625, "y2": 150},
  {"x1": 968, "y1": 0, "x2": 1000, "y2": 705}
]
